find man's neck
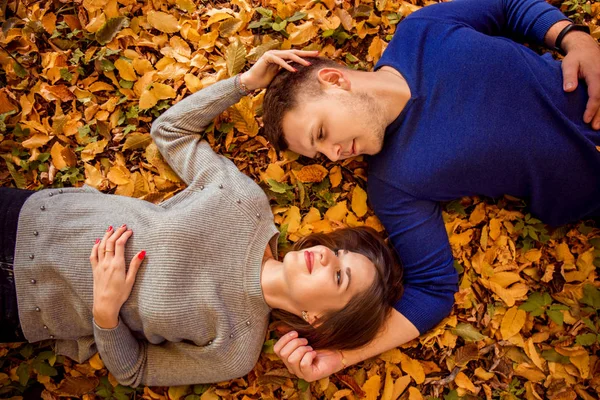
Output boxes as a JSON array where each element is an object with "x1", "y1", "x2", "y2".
[{"x1": 361, "y1": 66, "x2": 412, "y2": 128}]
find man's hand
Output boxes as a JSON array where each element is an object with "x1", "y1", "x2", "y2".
[
  {"x1": 273, "y1": 331, "x2": 343, "y2": 382},
  {"x1": 560, "y1": 28, "x2": 600, "y2": 129}
]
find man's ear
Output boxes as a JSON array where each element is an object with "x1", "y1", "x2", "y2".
[{"x1": 316, "y1": 68, "x2": 351, "y2": 91}]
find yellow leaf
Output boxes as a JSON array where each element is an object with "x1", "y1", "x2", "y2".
[
  {"x1": 555, "y1": 242, "x2": 575, "y2": 265},
  {"x1": 332, "y1": 389, "x2": 353, "y2": 400},
  {"x1": 225, "y1": 39, "x2": 247, "y2": 77},
  {"x1": 381, "y1": 364, "x2": 395, "y2": 400},
  {"x1": 152, "y1": 83, "x2": 176, "y2": 100},
  {"x1": 392, "y1": 375, "x2": 411, "y2": 400},
  {"x1": 88, "y1": 353, "x2": 104, "y2": 370},
  {"x1": 455, "y1": 372, "x2": 477, "y2": 393},
  {"x1": 513, "y1": 363, "x2": 545, "y2": 382},
  {"x1": 21, "y1": 133, "x2": 51, "y2": 149},
  {"x1": 114, "y1": 58, "x2": 137, "y2": 81},
  {"x1": 488, "y1": 281, "x2": 516, "y2": 306},
  {"x1": 289, "y1": 21, "x2": 319, "y2": 45},
  {"x1": 303, "y1": 207, "x2": 321, "y2": 224},
  {"x1": 295, "y1": 164, "x2": 328, "y2": 183},
  {"x1": 570, "y1": 352, "x2": 590, "y2": 379},
  {"x1": 168, "y1": 385, "x2": 189, "y2": 400},
  {"x1": 283, "y1": 206, "x2": 301, "y2": 233},
  {"x1": 50, "y1": 141, "x2": 68, "y2": 170},
  {"x1": 132, "y1": 58, "x2": 154, "y2": 75},
  {"x1": 365, "y1": 215, "x2": 385, "y2": 232},
  {"x1": 500, "y1": 306, "x2": 526, "y2": 340},
  {"x1": 469, "y1": 203, "x2": 486, "y2": 225},
  {"x1": 489, "y1": 218, "x2": 502, "y2": 241},
  {"x1": 107, "y1": 164, "x2": 131, "y2": 185},
  {"x1": 380, "y1": 348, "x2": 402, "y2": 363},
  {"x1": 474, "y1": 367, "x2": 494, "y2": 381},
  {"x1": 84, "y1": 163, "x2": 105, "y2": 189},
  {"x1": 368, "y1": 36, "x2": 386, "y2": 63},
  {"x1": 263, "y1": 163, "x2": 285, "y2": 182},
  {"x1": 449, "y1": 229, "x2": 473, "y2": 248},
  {"x1": 524, "y1": 338, "x2": 545, "y2": 371},
  {"x1": 231, "y1": 97, "x2": 259, "y2": 136},
  {"x1": 325, "y1": 201, "x2": 348, "y2": 222},
  {"x1": 351, "y1": 185, "x2": 368, "y2": 217},
  {"x1": 489, "y1": 272, "x2": 521, "y2": 288},
  {"x1": 139, "y1": 90, "x2": 157, "y2": 110},
  {"x1": 207, "y1": 12, "x2": 232, "y2": 26},
  {"x1": 184, "y1": 73, "x2": 203, "y2": 93},
  {"x1": 329, "y1": 165, "x2": 342, "y2": 188},
  {"x1": 398, "y1": 353, "x2": 425, "y2": 384},
  {"x1": 524, "y1": 249, "x2": 542, "y2": 262},
  {"x1": 362, "y1": 375, "x2": 381, "y2": 400},
  {"x1": 147, "y1": 11, "x2": 180, "y2": 33},
  {"x1": 81, "y1": 139, "x2": 108, "y2": 162},
  {"x1": 408, "y1": 387, "x2": 424, "y2": 400}
]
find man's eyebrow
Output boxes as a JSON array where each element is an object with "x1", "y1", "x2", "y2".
[{"x1": 345, "y1": 268, "x2": 351, "y2": 291}]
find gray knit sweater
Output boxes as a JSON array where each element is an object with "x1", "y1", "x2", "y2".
[{"x1": 14, "y1": 77, "x2": 279, "y2": 387}]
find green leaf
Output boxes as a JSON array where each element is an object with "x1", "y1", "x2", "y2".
[
  {"x1": 444, "y1": 390, "x2": 460, "y2": 400},
  {"x1": 541, "y1": 349, "x2": 570, "y2": 364},
  {"x1": 120, "y1": 79, "x2": 134, "y2": 89},
  {"x1": 445, "y1": 199, "x2": 466, "y2": 216},
  {"x1": 297, "y1": 379, "x2": 310, "y2": 391},
  {"x1": 546, "y1": 309, "x2": 564, "y2": 325},
  {"x1": 580, "y1": 284, "x2": 600, "y2": 309},
  {"x1": 575, "y1": 333, "x2": 597, "y2": 346},
  {"x1": 60, "y1": 68, "x2": 73, "y2": 82},
  {"x1": 267, "y1": 179, "x2": 293, "y2": 194},
  {"x1": 96, "y1": 16, "x2": 130, "y2": 45},
  {"x1": 98, "y1": 59, "x2": 115, "y2": 72},
  {"x1": 3, "y1": 159, "x2": 27, "y2": 189},
  {"x1": 17, "y1": 363, "x2": 30, "y2": 386},
  {"x1": 451, "y1": 323, "x2": 486, "y2": 342},
  {"x1": 519, "y1": 292, "x2": 551, "y2": 316},
  {"x1": 255, "y1": 7, "x2": 273, "y2": 18},
  {"x1": 34, "y1": 360, "x2": 58, "y2": 376},
  {"x1": 272, "y1": 20, "x2": 287, "y2": 31},
  {"x1": 286, "y1": 12, "x2": 307, "y2": 22},
  {"x1": 193, "y1": 384, "x2": 210, "y2": 395}
]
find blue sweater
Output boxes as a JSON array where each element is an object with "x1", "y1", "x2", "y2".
[{"x1": 370, "y1": 0, "x2": 600, "y2": 333}]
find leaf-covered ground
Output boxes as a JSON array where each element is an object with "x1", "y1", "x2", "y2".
[{"x1": 1, "y1": 0, "x2": 600, "y2": 399}]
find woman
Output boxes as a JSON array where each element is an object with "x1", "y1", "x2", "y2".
[{"x1": 0, "y1": 50, "x2": 403, "y2": 387}]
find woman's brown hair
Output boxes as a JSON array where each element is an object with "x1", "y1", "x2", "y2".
[{"x1": 271, "y1": 226, "x2": 403, "y2": 351}]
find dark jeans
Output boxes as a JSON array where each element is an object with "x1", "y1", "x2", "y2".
[{"x1": 1, "y1": 187, "x2": 34, "y2": 342}]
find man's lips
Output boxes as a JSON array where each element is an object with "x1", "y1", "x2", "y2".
[
  {"x1": 351, "y1": 139, "x2": 356, "y2": 155},
  {"x1": 304, "y1": 251, "x2": 313, "y2": 274}
]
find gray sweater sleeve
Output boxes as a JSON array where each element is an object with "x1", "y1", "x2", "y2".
[
  {"x1": 93, "y1": 320, "x2": 254, "y2": 387},
  {"x1": 150, "y1": 77, "x2": 244, "y2": 185}
]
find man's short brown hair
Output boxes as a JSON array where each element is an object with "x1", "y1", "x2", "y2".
[{"x1": 262, "y1": 57, "x2": 348, "y2": 151}]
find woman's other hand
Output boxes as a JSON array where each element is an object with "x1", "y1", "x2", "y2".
[
  {"x1": 273, "y1": 331, "x2": 344, "y2": 382},
  {"x1": 90, "y1": 225, "x2": 145, "y2": 329},
  {"x1": 240, "y1": 49, "x2": 320, "y2": 91}
]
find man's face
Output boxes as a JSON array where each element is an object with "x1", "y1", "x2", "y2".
[{"x1": 281, "y1": 90, "x2": 387, "y2": 161}]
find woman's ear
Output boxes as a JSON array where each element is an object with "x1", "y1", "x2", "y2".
[
  {"x1": 306, "y1": 313, "x2": 321, "y2": 326},
  {"x1": 316, "y1": 68, "x2": 352, "y2": 91}
]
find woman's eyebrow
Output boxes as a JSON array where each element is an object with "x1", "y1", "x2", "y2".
[{"x1": 345, "y1": 268, "x2": 351, "y2": 291}]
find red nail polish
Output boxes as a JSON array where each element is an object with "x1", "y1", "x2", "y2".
[
  {"x1": 95, "y1": 238, "x2": 100, "y2": 244},
  {"x1": 107, "y1": 226, "x2": 113, "y2": 232},
  {"x1": 121, "y1": 224, "x2": 127, "y2": 229},
  {"x1": 138, "y1": 251, "x2": 146, "y2": 260}
]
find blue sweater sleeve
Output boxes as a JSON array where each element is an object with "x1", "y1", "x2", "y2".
[
  {"x1": 409, "y1": 0, "x2": 570, "y2": 45},
  {"x1": 368, "y1": 176, "x2": 458, "y2": 334}
]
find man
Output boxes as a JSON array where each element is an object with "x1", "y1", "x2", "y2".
[{"x1": 259, "y1": 0, "x2": 600, "y2": 382}]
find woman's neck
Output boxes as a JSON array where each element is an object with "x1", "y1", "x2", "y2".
[{"x1": 260, "y1": 249, "x2": 298, "y2": 315}]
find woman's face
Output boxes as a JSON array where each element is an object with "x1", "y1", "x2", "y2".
[{"x1": 281, "y1": 245, "x2": 377, "y2": 319}]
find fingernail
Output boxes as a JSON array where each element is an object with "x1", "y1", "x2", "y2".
[
  {"x1": 565, "y1": 82, "x2": 573, "y2": 90},
  {"x1": 121, "y1": 224, "x2": 127, "y2": 229},
  {"x1": 292, "y1": 68, "x2": 297, "y2": 72},
  {"x1": 307, "y1": 346, "x2": 313, "y2": 351},
  {"x1": 290, "y1": 331, "x2": 297, "y2": 337},
  {"x1": 307, "y1": 62, "x2": 312, "y2": 65},
  {"x1": 107, "y1": 226, "x2": 113, "y2": 232},
  {"x1": 95, "y1": 238, "x2": 100, "y2": 244},
  {"x1": 138, "y1": 250, "x2": 146, "y2": 260}
]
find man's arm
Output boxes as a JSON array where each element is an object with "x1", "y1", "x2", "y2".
[{"x1": 409, "y1": 0, "x2": 600, "y2": 128}]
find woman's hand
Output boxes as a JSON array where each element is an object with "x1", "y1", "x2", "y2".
[
  {"x1": 91, "y1": 225, "x2": 145, "y2": 329},
  {"x1": 273, "y1": 331, "x2": 344, "y2": 382},
  {"x1": 240, "y1": 49, "x2": 320, "y2": 91}
]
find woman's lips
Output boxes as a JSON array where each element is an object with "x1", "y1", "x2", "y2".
[{"x1": 304, "y1": 251, "x2": 313, "y2": 274}]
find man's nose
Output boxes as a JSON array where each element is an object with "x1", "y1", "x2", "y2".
[{"x1": 321, "y1": 144, "x2": 342, "y2": 162}]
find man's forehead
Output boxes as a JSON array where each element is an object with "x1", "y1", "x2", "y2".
[{"x1": 282, "y1": 112, "x2": 313, "y2": 155}]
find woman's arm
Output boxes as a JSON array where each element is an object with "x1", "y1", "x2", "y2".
[{"x1": 150, "y1": 50, "x2": 319, "y2": 185}]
